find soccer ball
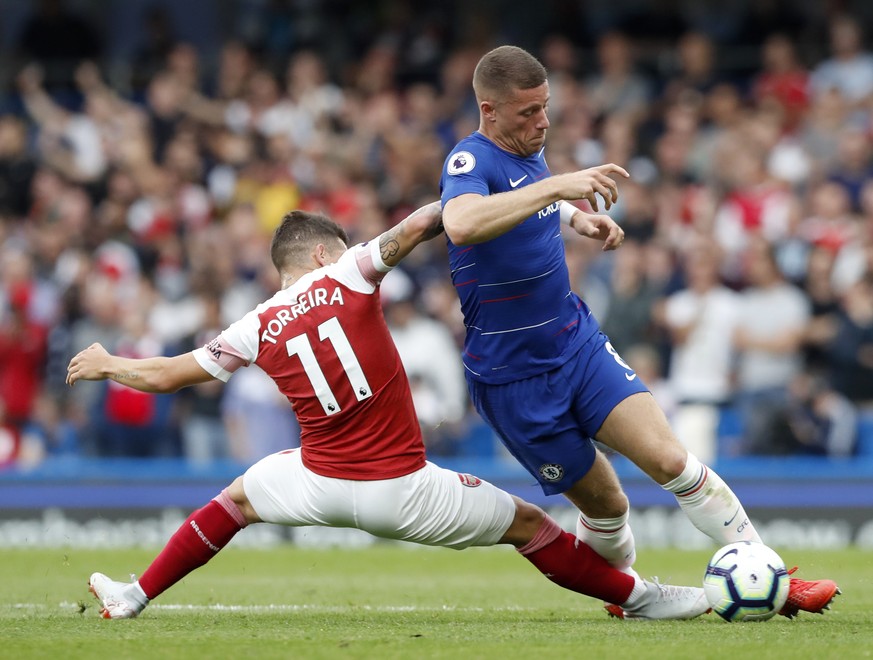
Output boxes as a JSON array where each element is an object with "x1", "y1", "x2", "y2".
[{"x1": 703, "y1": 541, "x2": 790, "y2": 622}]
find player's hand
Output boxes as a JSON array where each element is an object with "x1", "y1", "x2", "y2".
[
  {"x1": 570, "y1": 211, "x2": 625, "y2": 251},
  {"x1": 66, "y1": 342, "x2": 110, "y2": 386},
  {"x1": 557, "y1": 163, "x2": 629, "y2": 212}
]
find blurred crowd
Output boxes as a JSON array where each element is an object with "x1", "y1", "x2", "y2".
[{"x1": 1, "y1": 0, "x2": 873, "y2": 467}]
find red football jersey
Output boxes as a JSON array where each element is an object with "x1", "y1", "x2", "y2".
[{"x1": 193, "y1": 241, "x2": 426, "y2": 479}]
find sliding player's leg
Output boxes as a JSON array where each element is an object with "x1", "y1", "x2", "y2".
[
  {"x1": 378, "y1": 462, "x2": 707, "y2": 620},
  {"x1": 89, "y1": 476, "x2": 255, "y2": 619}
]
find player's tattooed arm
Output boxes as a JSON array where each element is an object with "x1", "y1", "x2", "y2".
[
  {"x1": 379, "y1": 225, "x2": 402, "y2": 263},
  {"x1": 66, "y1": 343, "x2": 214, "y2": 392},
  {"x1": 111, "y1": 369, "x2": 141, "y2": 383},
  {"x1": 377, "y1": 201, "x2": 443, "y2": 267},
  {"x1": 412, "y1": 201, "x2": 445, "y2": 241}
]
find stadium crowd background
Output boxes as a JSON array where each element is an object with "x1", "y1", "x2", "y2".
[{"x1": 0, "y1": 0, "x2": 872, "y2": 469}]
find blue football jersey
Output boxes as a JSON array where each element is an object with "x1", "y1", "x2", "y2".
[{"x1": 440, "y1": 132, "x2": 600, "y2": 384}]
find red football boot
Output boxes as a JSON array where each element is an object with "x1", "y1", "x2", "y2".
[{"x1": 779, "y1": 566, "x2": 841, "y2": 618}]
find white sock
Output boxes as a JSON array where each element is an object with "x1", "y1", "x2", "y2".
[
  {"x1": 576, "y1": 510, "x2": 637, "y2": 570},
  {"x1": 622, "y1": 577, "x2": 648, "y2": 609},
  {"x1": 662, "y1": 453, "x2": 762, "y2": 544}
]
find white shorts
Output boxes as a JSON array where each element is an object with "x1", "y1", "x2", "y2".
[{"x1": 243, "y1": 449, "x2": 516, "y2": 550}]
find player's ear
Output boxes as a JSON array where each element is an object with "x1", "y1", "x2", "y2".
[
  {"x1": 312, "y1": 243, "x2": 330, "y2": 266},
  {"x1": 481, "y1": 100, "x2": 497, "y2": 122},
  {"x1": 313, "y1": 242, "x2": 343, "y2": 267}
]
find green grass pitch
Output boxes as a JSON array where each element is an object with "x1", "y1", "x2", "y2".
[{"x1": 1, "y1": 544, "x2": 870, "y2": 659}]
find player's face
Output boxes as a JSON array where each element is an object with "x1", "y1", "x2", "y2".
[{"x1": 491, "y1": 82, "x2": 550, "y2": 157}]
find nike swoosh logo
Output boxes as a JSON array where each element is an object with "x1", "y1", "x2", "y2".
[
  {"x1": 723, "y1": 506, "x2": 740, "y2": 526},
  {"x1": 509, "y1": 175, "x2": 528, "y2": 188},
  {"x1": 625, "y1": 373, "x2": 637, "y2": 381}
]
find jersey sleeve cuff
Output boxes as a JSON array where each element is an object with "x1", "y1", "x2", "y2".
[
  {"x1": 192, "y1": 346, "x2": 233, "y2": 383},
  {"x1": 369, "y1": 238, "x2": 392, "y2": 273}
]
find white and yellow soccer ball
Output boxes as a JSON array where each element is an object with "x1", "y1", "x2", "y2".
[{"x1": 703, "y1": 541, "x2": 790, "y2": 622}]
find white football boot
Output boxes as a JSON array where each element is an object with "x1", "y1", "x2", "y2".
[
  {"x1": 88, "y1": 572, "x2": 149, "y2": 619},
  {"x1": 610, "y1": 579, "x2": 710, "y2": 620}
]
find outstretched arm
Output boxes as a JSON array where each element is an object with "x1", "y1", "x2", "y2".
[
  {"x1": 442, "y1": 163, "x2": 629, "y2": 245},
  {"x1": 377, "y1": 201, "x2": 444, "y2": 268},
  {"x1": 66, "y1": 343, "x2": 215, "y2": 393}
]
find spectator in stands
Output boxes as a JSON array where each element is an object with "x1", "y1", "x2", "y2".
[
  {"x1": 732, "y1": 238, "x2": 811, "y2": 454},
  {"x1": 833, "y1": 179, "x2": 873, "y2": 292},
  {"x1": 222, "y1": 365, "x2": 300, "y2": 464},
  {"x1": 712, "y1": 140, "x2": 794, "y2": 278},
  {"x1": 540, "y1": 34, "x2": 579, "y2": 121},
  {"x1": 17, "y1": 391, "x2": 79, "y2": 466},
  {"x1": 584, "y1": 31, "x2": 652, "y2": 125},
  {"x1": 96, "y1": 295, "x2": 176, "y2": 458},
  {"x1": 800, "y1": 88, "x2": 850, "y2": 171},
  {"x1": 752, "y1": 33, "x2": 810, "y2": 134},
  {"x1": 0, "y1": 281, "x2": 47, "y2": 431},
  {"x1": 176, "y1": 292, "x2": 231, "y2": 464},
  {"x1": 660, "y1": 32, "x2": 721, "y2": 105},
  {"x1": 660, "y1": 238, "x2": 739, "y2": 463},
  {"x1": 599, "y1": 240, "x2": 660, "y2": 353},
  {"x1": 0, "y1": 116, "x2": 36, "y2": 216},
  {"x1": 810, "y1": 14, "x2": 873, "y2": 114},
  {"x1": 612, "y1": 179, "x2": 658, "y2": 243},
  {"x1": 384, "y1": 274, "x2": 467, "y2": 455},
  {"x1": 801, "y1": 244, "x2": 843, "y2": 372},
  {"x1": 799, "y1": 180, "x2": 860, "y2": 256},
  {"x1": 825, "y1": 273, "x2": 873, "y2": 408},
  {"x1": 826, "y1": 126, "x2": 873, "y2": 213},
  {"x1": 67, "y1": 268, "x2": 128, "y2": 455},
  {"x1": 622, "y1": 343, "x2": 677, "y2": 425},
  {"x1": 17, "y1": 64, "x2": 108, "y2": 184},
  {"x1": 282, "y1": 50, "x2": 346, "y2": 150},
  {"x1": 768, "y1": 373, "x2": 858, "y2": 458}
]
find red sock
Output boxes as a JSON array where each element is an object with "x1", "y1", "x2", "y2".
[
  {"x1": 518, "y1": 515, "x2": 634, "y2": 604},
  {"x1": 138, "y1": 491, "x2": 246, "y2": 600}
]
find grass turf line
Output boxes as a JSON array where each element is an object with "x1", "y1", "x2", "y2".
[{"x1": 1, "y1": 545, "x2": 869, "y2": 660}]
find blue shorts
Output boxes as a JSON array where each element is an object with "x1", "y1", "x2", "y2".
[{"x1": 467, "y1": 331, "x2": 649, "y2": 495}]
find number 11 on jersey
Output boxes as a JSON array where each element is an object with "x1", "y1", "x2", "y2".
[{"x1": 285, "y1": 316, "x2": 373, "y2": 415}]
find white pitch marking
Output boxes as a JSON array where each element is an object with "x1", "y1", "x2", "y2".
[{"x1": 12, "y1": 601, "x2": 532, "y2": 614}]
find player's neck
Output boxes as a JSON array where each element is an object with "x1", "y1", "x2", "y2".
[
  {"x1": 281, "y1": 268, "x2": 310, "y2": 289},
  {"x1": 478, "y1": 126, "x2": 532, "y2": 157}
]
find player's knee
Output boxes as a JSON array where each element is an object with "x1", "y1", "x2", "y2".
[
  {"x1": 650, "y1": 449, "x2": 689, "y2": 484},
  {"x1": 515, "y1": 499, "x2": 546, "y2": 529},
  {"x1": 597, "y1": 490, "x2": 630, "y2": 519},
  {"x1": 564, "y1": 478, "x2": 629, "y2": 519},
  {"x1": 501, "y1": 497, "x2": 547, "y2": 547},
  {"x1": 226, "y1": 476, "x2": 261, "y2": 524}
]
